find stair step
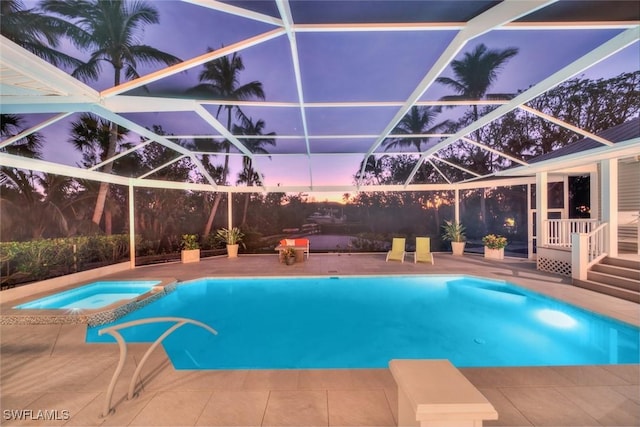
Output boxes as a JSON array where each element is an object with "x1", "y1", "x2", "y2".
[
  {"x1": 587, "y1": 271, "x2": 640, "y2": 292},
  {"x1": 573, "y1": 279, "x2": 640, "y2": 303},
  {"x1": 591, "y1": 263, "x2": 640, "y2": 281},
  {"x1": 602, "y1": 256, "x2": 640, "y2": 270}
]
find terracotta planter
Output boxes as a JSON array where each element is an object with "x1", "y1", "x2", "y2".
[
  {"x1": 227, "y1": 244, "x2": 239, "y2": 258},
  {"x1": 451, "y1": 241, "x2": 466, "y2": 256},
  {"x1": 181, "y1": 249, "x2": 200, "y2": 264},
  {"x1": 484, "y1": 247, "x2": 504, "y2": 260}
]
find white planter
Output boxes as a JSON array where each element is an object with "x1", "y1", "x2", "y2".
[
  {"x1": 227, "y1": 244, "x2": 239, "y2": 258},
  {"x1": 484, "y1": 247, "x2": 504, "y2": 260},
  {"x1": 451, "y1": 241, "x2": 466, "y2": 256},
  {"x1": 181, "y1": 249, "x2": 200, "y2": 263}
]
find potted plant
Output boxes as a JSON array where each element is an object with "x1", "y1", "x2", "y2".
[
  {"x1": 215, "y1": 227, "x2": 245, "y2": 258},
  {"x1": 482, "y1": 234, "x2": 508, "y2": 260},
  {"x1": 282, "y1": 247, "x2": 297, "y2": 265},
  {"x1": 441, "y1": 220, "x2": 466, "y2": 256},
  {"x1": 181, "y1": 234, "x2": 200, "y2": 263}
]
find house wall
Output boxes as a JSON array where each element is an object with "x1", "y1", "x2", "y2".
[{"x1": 618, "y1": 158, "x2": 640, "y2": 253}]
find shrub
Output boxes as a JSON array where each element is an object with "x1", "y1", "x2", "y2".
[
  {"x1": 215, "y1": 227, "x2": 245, "y2": 245},
  {"x1": 181, "y1": 234, "x2": 200, "y2": 250},
  {"x1": 441, "y1": 220, "x2": 466, "y2": 242},
  {"x1": 482, "y1": 234, "x2": 508, "y2": 249},
  {"x1": 0, "y1": 235, "x2": 131, "y2": 284}
]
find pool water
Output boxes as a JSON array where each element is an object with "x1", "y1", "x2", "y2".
[
  {"x1": 15, "y1": 281, "x2": 161, "y2": 310},
  {"x1": 86, "y1": 276, "x2": 640, "y2": 369}
]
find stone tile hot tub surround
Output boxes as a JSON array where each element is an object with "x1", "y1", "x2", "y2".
[{"x1": 0, "y1": 277, "x2": 177, "y2": 326}]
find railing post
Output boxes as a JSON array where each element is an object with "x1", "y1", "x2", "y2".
[
  {"x1": 100, "y1": 330, "x2": 128, "y2": 418},
  {"x1": 571, "y1": 233, "x2": 589, "y2": 280},
  {"x1": 98, "y1": 317, "x2": 217, "y2": 417}
]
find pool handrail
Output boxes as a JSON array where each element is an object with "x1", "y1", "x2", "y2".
[{"x1": 98, "y1": 317, "x2": 218, "y2": 418}]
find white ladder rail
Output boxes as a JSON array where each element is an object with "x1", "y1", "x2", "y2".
[{"x1": 98, "y1": 317, "x2": 218, "y2": 417}]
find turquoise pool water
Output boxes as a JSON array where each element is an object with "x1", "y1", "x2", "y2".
[
  {"x1": 15, "y1": 281, "x2": 161, "y2": 310},
  {"x1": 86, "y1": 276, "x2": 640, "y2": 369}
]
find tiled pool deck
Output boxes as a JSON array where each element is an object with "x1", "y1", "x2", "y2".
[{"x1": 1, "y1": 253, "x2": 638, "y2": 426}]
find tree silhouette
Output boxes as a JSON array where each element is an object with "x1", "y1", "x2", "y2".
[
  {"x1": 233, "y1": 116, "x2": 276, "y2": 226},
  {"x1": 1, "y1": 0, "x2": 81, "y2": 68},
  {"x1": 436, "y1": 43, "x2": 519, "y2": 121},
  {"x1": 187, "y1": 48, "x2": 265, "y2": 235},
  {"x1": 42, "y1": 0, "x2": 181, "y2": 232},
  {"x1": 384, "y1": 106, "x2": 449, "y2": 152}
]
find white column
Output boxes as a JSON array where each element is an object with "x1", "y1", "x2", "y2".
[
  {"x1": 227, "y1": 191, "x2": 233, "y2": 230},
  {"x1": 128, "y1": 182, "x2": 136, "y2": 269},
  {"x1": 601, "y1": 159, "x2": 618, "y2": 257},
  {"x1": 590, "y1": 170, "x2": 599, "y2": 220},
  {"x1": 536, "y1": 172, "x2": 548, "y2": 248},
  {"x1": 563, "y1": 175, "x2": 569, "y2": 219},
  {"x1": 454, "y1": 188, "x2": 460, "y2": 224},
  {"x1": 571, "y1": 233, "x2": 589, "y2": 280},
  {"x1": 527, "y1": 183, "x2": 533, "y2": 259}
]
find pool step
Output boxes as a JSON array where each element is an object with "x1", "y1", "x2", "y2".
[{"x1": 572, "y1": 256, "x2": 640, "y2": 303}]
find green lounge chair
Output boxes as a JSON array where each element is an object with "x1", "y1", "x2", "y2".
[
  {"x1": 386, "y1": 237, "x2": 406, "y2": 262},
  {"x1": 414, "y1": 236, "x2": 434, "y2": 264}
]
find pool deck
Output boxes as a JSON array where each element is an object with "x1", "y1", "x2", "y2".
[{"x1": 1, "y1": 253, "x2": 639, "y2": 426}]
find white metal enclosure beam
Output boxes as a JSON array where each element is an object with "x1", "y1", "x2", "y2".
[
  {"x1": 101, "y1": 28, "x2": 286, "y2": 98},
  {"x1": 276, "y1": 0, "x2": 314, "y2": 188},
  {"x1": 358, "y1": 0, "x2": 555, "y2": 185},
  {"x1": 404, "y1": 24, "x2": 640, "y2": 186},
  {"x1": 90, "y1": 105, "x2": 219, "y2": 188},
  {"x1": 0, "y1": 113, "x2": 73, "y2": 149},
  {"x1": 519, "y1": 105, "x2": 614, "y2": 146},
  {"x1": 181, "y1": 0, "x2": 284, "y2": 26}
]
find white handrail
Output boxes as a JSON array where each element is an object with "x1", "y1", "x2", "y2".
[
  {"x1": 98, "y1": 317, "x2": 217, "y2": 417},
  {"x1": 544, "y1": 219, "x2": 599, "y2": 247},
  {"x1": 585, "y1": 223, "x2": 608, "y2": 265},
  {"x1": 571, "y1": 223, "x2": 609, "y2": 280}
]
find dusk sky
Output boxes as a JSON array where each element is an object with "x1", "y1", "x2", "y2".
[{"x1": 15, "y1": 1, "x2": 640, "y2": 201}]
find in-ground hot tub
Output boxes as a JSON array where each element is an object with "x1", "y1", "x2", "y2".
[
  {"x1": 3, "y1": 279, "x2": 176, "y2": 326},
  {"x1": 14, "y1": 280, "x2": 162, "y2": 310}
]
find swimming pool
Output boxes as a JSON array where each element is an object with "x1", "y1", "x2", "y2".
[
  {"x1": 15, "y1": 280, "x2": 162, "y2": 310},
  {"x1": 86, "y1": 275, "x2": 640, "y2": 369}
]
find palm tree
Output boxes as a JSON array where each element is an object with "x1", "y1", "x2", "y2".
[
  {"x1": 383, "y1": 106, "x2": 449, "y2": 152},
  {"x1": 187, "y1": 49, "x2": 265, "y2": 235},
  {"x1": 356, "y1": 155, "x2": 388, "y2": 185},
  {"x1": 233, "y1": 116, "x2": 275, "y2": 226},
  {"x1": 0, "y1": 114, "x2": 42, "y2": 158},
  {"x1": 41, "y1": 0, "x2": 182, "y2": 233},
  {"x1": 436, "y1": 43, "x2": 519, "y2": 121},
  {"x1": 189, "y1": 49, "x2": 266, "y2": 178},
  {"x1": 69, "y1": 113, "x2": 129, "y2": 166},
  {"x1": 68, "y1": 113, "x2": 130, "y2": 234},
  {"x1": 0, "y1": 0, "x2": 82, "y2": 68},
  {"x1": 436, "y1": 43, "x2": 518, "y2": 234}
]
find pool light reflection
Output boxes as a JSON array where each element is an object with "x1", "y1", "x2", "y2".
[{"x1": 536, "y1": 309, "x2": 578, "y2": 329}]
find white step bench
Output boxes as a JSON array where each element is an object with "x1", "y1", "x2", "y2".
[{"x1": 389, "y1": 359, "x2": 498, "y2": 427}]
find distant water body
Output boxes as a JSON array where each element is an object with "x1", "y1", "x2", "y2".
[{"x1": 306, "y1": 234, "x2": 356, "y2": 251}]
